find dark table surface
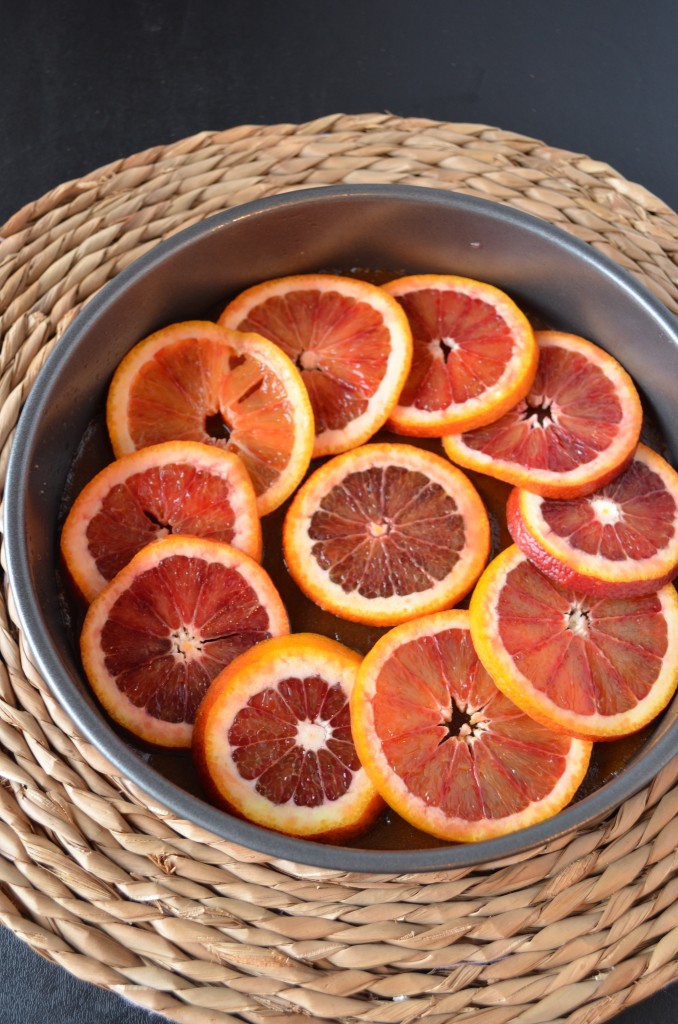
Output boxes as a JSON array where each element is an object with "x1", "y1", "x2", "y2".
[{"x1": 2, "y1": 2, "x2": 678, "y2": 1022}]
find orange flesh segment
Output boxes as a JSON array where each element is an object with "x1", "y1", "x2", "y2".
[
  {"x1": 371, "y1": 626, "x2": 577, "y2": 820},
  {"x1": 99, "y1": 553, "x2": 275, "y2": 725},
  {"x1": 309, "y1": 464, "x2": 465, "y2": 598},
  {"x1": 397, "y1": 287, "x2": 517, "y2": 410},
  {"x1": 228, "y1": 675, "x2": 358, "y2": 805},
  {"x1": 234, "y1": 288, "x2": 391, "y2": 434},
  {"x1": 495, "y1": 559, "x2": 668, "y2": 717}
]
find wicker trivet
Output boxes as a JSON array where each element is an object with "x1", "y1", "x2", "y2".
[{"x1": 1, "y1": 113, "x2": 678, "y2": 1024}]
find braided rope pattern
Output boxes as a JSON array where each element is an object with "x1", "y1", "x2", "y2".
[{"x1": 1, "y1": 113, "x2": 678, "y2": 1022}]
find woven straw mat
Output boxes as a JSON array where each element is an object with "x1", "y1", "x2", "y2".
[{"x1": 1, "y1": 113, "x2": 678, "y2": 1024}]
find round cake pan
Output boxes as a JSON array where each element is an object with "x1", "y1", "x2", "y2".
[{"x1": 5, "y1": 184, "x2": 678, "y2": 872}]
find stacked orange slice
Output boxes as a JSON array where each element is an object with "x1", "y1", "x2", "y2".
[
  {"x1": 469, "y1": 545, "x2": 678, "y2": 741},
  {"x1": 506, "y1": 443, "x2": 678, "y2": 597},
  {"x1": 382, "y1": 274, "x2": 538, "y2": 435},
  {"x1": 80, "y1": 536, "x2": 289, "y2": 749},
  {"x1": 193, "y1": 633, "x2": 384, "y2": 842},
  {"x1": 107, "y1": 320, "x2": 314, "y2": 515},
  {"x1": 442, "y1": 331, "x2": 643, "y2": 498},
  {"x1": 219, "y1": 274, "x2": 413, "y2": 457},
  {"x1": 61, "y1": 440, "x2": 262, "y2": 602}
]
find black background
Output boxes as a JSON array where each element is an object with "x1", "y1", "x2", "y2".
[{"x1": 2, "y1": 1, "x2": 678, "y2": 1021}]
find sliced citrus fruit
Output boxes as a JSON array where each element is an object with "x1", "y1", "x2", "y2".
[
  {"x1": 469, "y1": 545, "x2": 678, "y2": 740},
  {"x1": 193, "y1": 633, "x2": 384, "y2": 842},
  {"x1": 382, "y1": 274, "x2": 538, "y2": 436},
  {"x1": 442, "y1": 331, "x2": 642, "y2": 498},
  {"x1": 507, "y1": 443, "x2": 678, "y2": 598},
  {"x1": 282, "y1": 442, "x2": 490, "y2": 626},
  {"x1": 218, "y1": 273, "x2": 412, "y2": 458},
  {"x1": 80, "y1": 535, "x2": 289, "y2": 749},
  {"x1": 351, "y1": 609, "x2": 591, "y2": 842},
  {"x1": 106, "y1": 320, "x2": 314, "y2": 516},
  {"x1": 61, "y1": 440, "x2": 262, "y2": 603}
]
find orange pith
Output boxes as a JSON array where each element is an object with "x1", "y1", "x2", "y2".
[
  {"x1": 442, "y1": 331, "x2": 643, "y2": 498},
  {"x1": 192, "y1": 633, "x2": 384, "y2": 842},
  {"x1": 469, "y1": 545, "x2": 678, "y2": 740},
  {"x1": 382, "y1": 274, "x2": 538, "y2": 436},
  {"x1": 282, "y1": 442, "x2": 490, "y2": 626},
  {"x1": 218, "y1": 274, "x2": 413, "y2": 458},
  {"x1": 80, "y1": 535, "x2": 289, "y2": 749},
  {"x1": 60, "y1": 440, "x2": 262, "y2": 603},
  {"x1": 507, "y1": 443, "x2": 678, "y2": 597},
  {"x1": 351, "y1": 609, "x2": 591, "y2": 841},
  {"x1": 106, "y1": 320, "x2": 314, "y2": 516}
]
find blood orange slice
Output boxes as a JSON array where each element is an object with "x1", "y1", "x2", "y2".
[
  {"x1": 351, "y1": 609, "x2": 591, "y2": 842},
  {"x1": 382, "y1": 274, "x2": 538, "y2": 436},
  {"x1": 193, "y1": 633, "x2": 384, "y2": 842},
  {"x1": 469, "y1": 545, "x2": 678, "y2": 740},
  {"x1": 442, "y1": 331, "x2": 642, "y2": 498},
  {"x1": 282, "y1": 443, "x2": 490, "y2": 626},
  {"x1": 61, "y1": 440, "x2": 262, "y2": 603},
  {"x1": 507, "y1": 443, "x2": 678, "y2": 597},
  {"x1": 80, "y1": 535, "x2": 289, "y2": 748},
  {"x1": 218, "y1": 274, "x2": 412, "y2": 458},
  {"x1": 106, "y1": 320, "x2": 314, "y2": 516}
]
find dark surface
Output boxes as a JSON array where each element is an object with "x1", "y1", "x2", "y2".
[{"x1": 2, "y1": 0, "x2": 678, "y2": 1021}]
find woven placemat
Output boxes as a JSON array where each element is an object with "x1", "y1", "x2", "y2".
[{"x1": 2, "y1": 112, "x2": 678, "y2": 1024}]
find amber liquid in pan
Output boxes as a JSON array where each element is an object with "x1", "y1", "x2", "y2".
[{"x1": 58, "y1": 284, "x2": 668, "y2": 852}]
